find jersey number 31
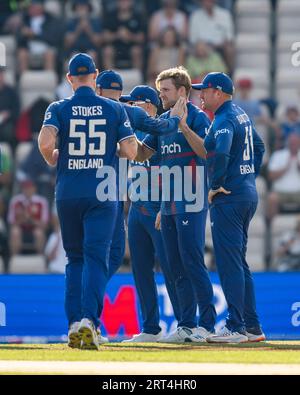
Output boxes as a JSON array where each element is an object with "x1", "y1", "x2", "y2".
[
  {"x1": 69, "y1": 119, "x2": 106, "y2": 156},
  {"x1": 243, "y1": 125, "x2": 254, "y2": 161}
]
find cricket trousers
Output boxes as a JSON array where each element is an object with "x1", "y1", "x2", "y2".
[
  {"x1": 57, "y1": 198, "x2": 117, "y2": 329},
  {"x1": 210, "y1": 201, "x2": 261, "y2": 332},
  {"x1": 108, "y1": 200, "x2": 126, "y2": 279},
  {"x1": 128, "y1": 204, "x2": 184, "y2": 334},
  {"x1": 161, "y1": 210, "x2": 216, "y2": 332}
]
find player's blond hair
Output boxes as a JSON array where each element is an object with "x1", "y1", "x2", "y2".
[{"x1": 155, "y1": 66, "x2": 191, "y2": 95}]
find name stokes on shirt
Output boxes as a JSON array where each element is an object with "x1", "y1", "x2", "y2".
[{"x1": 72, "y1": 105, "x2": 103, "y2": 116}]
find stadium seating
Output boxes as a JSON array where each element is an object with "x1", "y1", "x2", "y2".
[
  {"x1": 277, "y1": 0, "x2": 300, "y2": 15},
  {"x1": 19, "y1": 70, "x2": 57, "y2": 110},
  {"x1": 233, "y1": 68, "x2": 271, "y2": 100},
  {"x1": 275, "y1": 68, "x2": 300, "y2": 104},
  {"x1": 0, "y1": 35, "x2": 16, "y2": 75},
  {"x1": 235, "y1": 16, "x2": 271, "y2": 35},
  {"x1": 235, "y1": 33, "x2": 272, "y2": 101},
  {"x1": 9, "y1": 255, "x2": 47, "y2": 274},
  {"x1": 114, "y1": 68, "x2": 143, "y2": 94},
  {"x1": 270, "y1": 214, "x2": 299, "y2": 269},
  {"x1": 235, "y1": 0, "x2": 271, "y2": 16}
]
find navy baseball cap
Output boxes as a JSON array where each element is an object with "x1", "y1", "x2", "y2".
[
  {"x1": 121, "y1": 85, "x2": 160, "y2": 107},
  {"x1": 68, "y1": 53, "x2": 96, "y2": 76},
  {"x1": 192, "y1": 72, "x2": 234, "y2": 95},
  {"x1": 96, "y1": 70, "x2": 123, "y2": 91}
]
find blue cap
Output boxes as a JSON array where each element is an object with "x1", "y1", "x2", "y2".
[
  {"x1": 120, "y1": 85, "x2": 160, "y2": 107},
  {"x1": 192, "y1": 72, "x2": 234, "y2": 95},
  {"x1": 68, "y1": 53, "x2": 96, "y2": 76},
  {"x1": 96, "y1": 70, "x2": 123, "y2": 91}
]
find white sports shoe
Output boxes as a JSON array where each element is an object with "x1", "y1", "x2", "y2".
[
  {"x1": 97, "y1": 329, "x2": 109, "y2": 344},
  {"x1": 79, "y1": 318, "x2": 100, "y2": 350},
  {"x1": 158, "y1": 327, "x2": 202, "y2": 343},
  {"x1": 245, "y1": 330, "x2": 266, "y2": 342},
  {"x1": 189, "y1": 326, "x2": 214, "y2": 342},
  {"x1": 122, "y1": 331, "x2": 163, "y2": 343},
  {"x1": 67, "y1": 321, "x2": 81, "y2": 349},
  {"x1": 207, "y1": 326, "x2": 248, "y2": 343}
]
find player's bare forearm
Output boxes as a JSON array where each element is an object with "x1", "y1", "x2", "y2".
[
  {"x1": 118, "y1": 136, "x2": 138, "y2": 160},
  {"x1": 38, "y1": 126, "x2": 58, "y2": 166},
  {"x1": 180, "y1": 123, "x2": 207, "y2": 159},
  {"x1": 134, "y1": 140, "x2": 154, "y2": 162}
]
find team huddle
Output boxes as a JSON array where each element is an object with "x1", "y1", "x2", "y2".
[{"x1": 38, "y1": 53, "x2": 266, "y2": 350}]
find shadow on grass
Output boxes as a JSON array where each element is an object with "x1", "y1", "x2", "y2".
[
  {"x1": 0, "y1": 346, "x2": 47, "y2": 351},
  {"x1": 103, "y1": 341, "x2": 300, "y2": 352}
]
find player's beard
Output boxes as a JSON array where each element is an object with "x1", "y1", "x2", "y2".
[{"x1": 162, "y1": 98, "x2": 177, "y2": 110}]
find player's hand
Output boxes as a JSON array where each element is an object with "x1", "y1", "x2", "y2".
[
  {"x1": 170, "y1": 96, "x2": 186, "y2": 120},
  {"x1": 155, "y1": 211, "x2": 161, "y2": 231},
  {"x1": 179, "y1": 107, "x2": 188, "y2": 128},
  {"x1": 208, "y1": 187, "x2": 231, "y2": 204}
]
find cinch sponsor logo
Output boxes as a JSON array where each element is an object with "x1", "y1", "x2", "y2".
[
  {"x1": 291, "y1": 302, "x2": 300, "y2": 327},
  {"x1": 214, "y1": 128, "x2": 230, "y2": 138},
  {"x1": 161, "y1": 142, "x2": 181, "y2": 155},
  {"x1": 0, "y1": 302, "x2": 6, "y2": 327}
]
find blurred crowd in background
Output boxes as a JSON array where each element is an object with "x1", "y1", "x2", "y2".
[{"x1": 0, "y1": 0, "x2": 300, "y2": 274}]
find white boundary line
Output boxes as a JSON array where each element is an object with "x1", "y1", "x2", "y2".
[{"x1": 0, "y1": 361, "x2": 299, "y2": 375}]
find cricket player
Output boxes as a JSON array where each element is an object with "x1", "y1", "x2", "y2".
[
  {"x1": 121, "y1": 85, "x2": 193, "y2": 342},
  {"x1": 136, "y1": 67, "x2": 217, "y2": 342},
  {"x1": 192, "y1": 72, "x2": 266, "y2": 343},
  {"x1": 95, "y1": 70, "x2": 185, "y2": 280},
  {"x1": 95, "y1": 72, "x2": 189, "y2": 341},
  {"x1": 38, "y1": 53, "x2": 137, "y2": 350}
]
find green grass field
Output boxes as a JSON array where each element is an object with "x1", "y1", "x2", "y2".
[{"x1": 0, "y1": 341, "x2": 300, "y2": 365}]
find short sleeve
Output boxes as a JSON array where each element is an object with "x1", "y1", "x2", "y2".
[
  {"x1": 117, "y1": 105, "x2": 135, "y2": 142},
  {"x1": 143, "y1": 134, "x2": 158, "y2": 152},
  {"x1": 43, "y1": 102, "x2": 60, "y2": 132}
]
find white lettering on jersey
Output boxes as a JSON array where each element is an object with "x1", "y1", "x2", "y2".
[
  {"x1": 236, "y1": 113, "x2": 250, "y2": 124},
  {"x1": 71, "y1": 106, "x2": 103, "y2": 116},
  {"x1": 131, "y1": 159, "x2": 150, "y2": 167},
  {"x1": 44, "y1": 112, "x2": 51, "y2": 121},
  {"x1": 240, "y1": 164, "x2": 255, "y2": 175},
  {"x1": 214, "y1": 128, "x2": 230, "y2": 138},
  {"x1": 68, "y1": 158, "x2": 104, "y2": 170},
  {"x1": 161, "y1": 142, "x2": 182, "y2": 155}
]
